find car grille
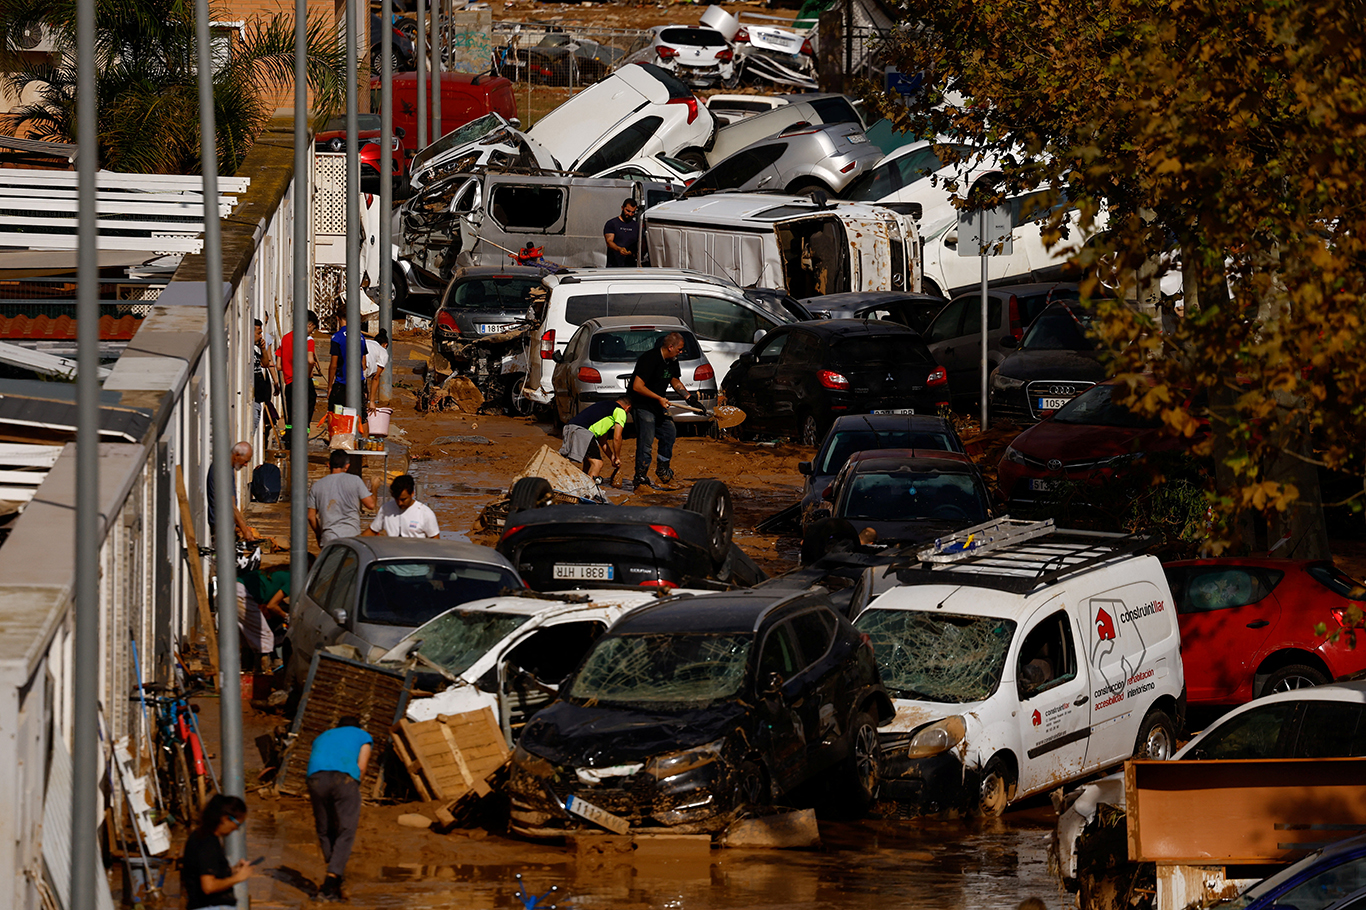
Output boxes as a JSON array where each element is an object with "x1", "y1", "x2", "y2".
[
  {"x1": 1013, "y1": 450, "x2": 1120, "y2": 474},
  {"x1": 990, "y1": 390, "x2": 1033, "y2": 424},
  {"x1": 1025, "y1": 380, "x2": 1095, "y2": 419}
]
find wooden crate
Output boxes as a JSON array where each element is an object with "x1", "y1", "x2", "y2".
[{"x1": 391, "y1": 708, "x2": 510, "y2": 802}]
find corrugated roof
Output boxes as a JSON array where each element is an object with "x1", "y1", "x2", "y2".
[{"x1": 0, "y1": 313, "x2": 142, "y2": 340}]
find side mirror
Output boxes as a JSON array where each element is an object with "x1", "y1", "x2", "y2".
[
  {"x1": 558, "y1": 673, "x2": 574, "y2": 692},
  {"x1": 508, "y1": 117, "x2": 522, "y2": 128},
  {"x1": 739, "y1": 352, "x2": 756, "y2": 365},
  {"x1": 396, "y1": 126, "x2": 406, "y2": 139},
  {"x1": 762, "y1": 671, "x2": 784, "y2": 697},
  {"x1": 753, "y1": 329, "x2": 767, "y2": 344},
  {"x1": 798, "y1": 461, "x2": 812, "y2": 475},
  {"x1": 907, "y1": 202, "x2": 922, "y2": 221},
  {"x1": 552, "y1": 350, "x2": 564, "y2": 363},
  {"x1": 329, "y1": 607, "x2": 348, "y2": 627},
  {"x1": 945, "y1": 230, "x2": 958, "y2": 246}
]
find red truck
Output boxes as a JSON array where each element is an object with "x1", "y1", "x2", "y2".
[{"x1": 370, "y1": 71, "x2": 519, "y2": 159}]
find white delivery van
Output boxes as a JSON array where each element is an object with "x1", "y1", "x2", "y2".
[
  {"x1": 849, "y1": 518, "x2": 1185, "y2": 815},
  {"x1": 641, "y1": 193, "x2": 920, "y2": 297}
]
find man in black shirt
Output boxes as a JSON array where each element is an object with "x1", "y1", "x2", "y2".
[
  {"x1": 629, "y1": 332, "x2": 702, "y2": 489},
  {"x1": 603, "y1": 198, "x2": 640, "y2": 267}
]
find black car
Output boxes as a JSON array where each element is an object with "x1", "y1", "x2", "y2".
[
  {"x1": 497, "y1": 478, "x2": 764, "y2": 592},
  {"x1": 722, "y1": 319, "x2": 950, "y2": 446},
  {"x1": 799, "y1": 291, "x2": 947, "y2": 335},
  {"x1": 798, "y1": 414, "x2": 966, "y2": 529},
  {"x1": 432, "y1": 265, "x2": 549, "y2": 358},
  {"x1": 506, "y1": 589, "x2": 894, "y2": 836},
  {"x1": 987, "y1": 298, "x2": 1110, "y2": 424}
]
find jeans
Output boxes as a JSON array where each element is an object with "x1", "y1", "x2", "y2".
[
  {"x1": 307, "y1": 770, "x2": 361, "y2": 878},
  {"x1": 633, "y1": 407, "x2": 675, "y2": 479}
]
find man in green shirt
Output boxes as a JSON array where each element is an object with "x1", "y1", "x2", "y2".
[{"x1": 559, "y1": 396, "x2": 632, "y2": 483}]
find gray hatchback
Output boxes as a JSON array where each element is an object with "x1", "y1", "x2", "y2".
[{"x1": 682, "y1": 121, "x2": 882, "y2": 198}]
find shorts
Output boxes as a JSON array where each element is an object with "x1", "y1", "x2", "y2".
[{"x1": 559, "y1": 424, "x2": 602, "y2": 465}]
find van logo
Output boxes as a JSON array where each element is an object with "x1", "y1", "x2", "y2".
[
  {"x1": 1031, "y1": 709, "x2": 1041, "y2": 727},
  {"x1": 1095, "y1": 607, "x2": 1116, "y2": 642}
]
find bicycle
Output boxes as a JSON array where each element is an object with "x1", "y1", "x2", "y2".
[{"x1": 130, "y1": 682, "x2": 216, "y2": 825}]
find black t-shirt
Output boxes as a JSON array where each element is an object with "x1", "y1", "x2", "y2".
[
  {"x1": 603, "y1": 215, "x2": 640, "y2": 267},
  {"x1": 629, "y1": 345, "x2": 681, "y2": 416},
  {"x1": 182, "y1": 832, "x2": 231, "y2": 909}
]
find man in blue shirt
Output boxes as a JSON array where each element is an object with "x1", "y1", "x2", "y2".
[
  {"x1": 306, "y1": 715, "x2": 373, "y2": 901},
  {"x1": 603, "y1": 198, "x2": 640, "y2": 267},
  {"x1": 326, "y1": 306, "x2": 368, "y2": 436}
]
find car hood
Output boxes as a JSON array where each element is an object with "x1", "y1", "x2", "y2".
[
  {"x1": 519, "y1": 698, "x2": 750, "y2": 767},
  {"x1": 997, "y1": 349, "x2": 1105, "y2": 382},
  {"x1": 881, "y1": 695, "x2": 990, "y2": 734},
  {"x1": 1011, "y1": 420, "x2": 1157, "y2": 461}
]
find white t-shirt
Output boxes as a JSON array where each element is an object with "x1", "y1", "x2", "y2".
[
  {"x1": 364, "y1": 340, "x2": 389, "y2": 379},
  {"x1": 369, "y1": 499, "x2": 440, "y2": 537}
]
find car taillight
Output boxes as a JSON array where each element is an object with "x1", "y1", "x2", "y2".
[
  {"x1": 668, "y1": 95, "x2": 700, "y2": 125},
  {"x1": 1333, "y1": 606, "x2": 1351, "y2": 628},
  {"x1": 1008, "y1": 294, "x2": 1022, "y2": 334},
  {"x1": 801, "y1": 37, "x2": 814, "y2": 56},
  {"x1": 436, "y1": 310, "x2": 459, "y2": 333},
  {"x1": 817, "y1": 369, "x2": 849, "y2": 390},
  {"x1": 693, "y1": 364, "x2": 714, "y2": 382},
  {"x1": 539, "y1": 329, "x2": 555, "y2": 359},
  {"x1": 841, "y1": 161, "x2": 858, "y2": 173},
  {"x1": 656, "y1": 45, "x2": 678, "y2": 59},
  {"x1": 577, "y1": 366, "x2": 602, "y2": 383},
  {"x1": 500, "y1": 525, "x2": 524, "y2": 540},
  {"x1": 734, "y1": 27, "x2": 749, "y2": 42},
  {"x1": 715, "y1": 48, "x2": 733, "y2": 62},
  {"x1": 640, "y1": 579, "x2": 678, "y2": 589},
  {"x1": 649, "y1": 524, "x2": 678, "y2": 538},
  {"x1": 927, "y1": 366, "x2": 948, "y2": 387}
]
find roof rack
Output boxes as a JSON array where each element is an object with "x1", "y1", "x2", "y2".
[{"x1": 918, "y1": 517, "x2": 1059, "y2": 563}]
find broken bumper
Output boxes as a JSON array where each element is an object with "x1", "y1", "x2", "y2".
[{"x1": 878, "y1": 740, "x2": 967, "y2": 811}]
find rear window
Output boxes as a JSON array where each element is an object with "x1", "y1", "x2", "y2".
[
  {"x1": 1308, "y1": 564, "x2": 1366, "y2": 600},
  {"x1": 808, "y1": 96, "x2": 860, "y2": 125},
  {"x1": 635, "y1": 62, "x2": 692, "y2": 99},
  {"x1": 590, "y1": 329, "x2": 701, "y2": 362},
  {"x1": 659, "y1": 27, "x2": 728, "y2": 46},
  {"x1": 828, "y1": 335, "x2": 933, "y2": 364},
  {"x1": 447, "y1": 277, "x2": 542, "y2": 310},
  {"x1": 817, "y1": 429, "x2": 960, "y2": 474},
  {"x1": 563, "y1": 292, "x2": 689, "y2": 327},
  {"x1": 360, "y1": 561, "x2": 523, "y2": 628},
  {"x1": 1020, "y1": 302, "x2": 1096, "y2": 350},
  {"x1": 710, "y1": 99, "x2": 776, "y2": 114}
]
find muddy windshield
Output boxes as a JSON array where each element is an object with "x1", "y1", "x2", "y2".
[
  {"x1": 854, "y1": 610, "x2": 1015, "y2": 703},
  {"x1": 401, "y1": 610, "x2": 531, "y2": 676},
  {"x1": 568, "y1": 633, "x2": 752, "y2": 706}
]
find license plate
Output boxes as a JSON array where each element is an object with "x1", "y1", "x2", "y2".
[
  {"x1": 847, "y1": 132, "x2": 870, "y2": 143},
  {"x1": 873, "y1": 408, "x2": 914, "y2": 415},
  {"x1": 476, "y1": 323, "x2": 505, "y2": 334},
  {"x1": 565, "y1": 795, "x2": 631, "y2": 835},
  {"x1": 1031, "y1": 478, "x2": 1059, "y2": 492},
  {"x1": 1037, "y1": 397, "x2": 1069, "y2": 410},
  {"x1": 553, "y1": 563, "x2": 615, "y2": 581}
]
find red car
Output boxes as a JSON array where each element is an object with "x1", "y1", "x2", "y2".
[
  {"x1": 1165, "y1": 558, "x2": 1366, "y2": 705},
  {"x1": 313, "y1": 113, "x2": 406, "y2": 179}
]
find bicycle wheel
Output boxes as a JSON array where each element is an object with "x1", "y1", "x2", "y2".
[{"x1": 172, "y1": 747, "x2": 196, "y2": 825}]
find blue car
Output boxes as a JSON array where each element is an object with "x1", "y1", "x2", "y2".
[{"x1": 1221, "y1": 834, "x2": 1366, "y2": 910}]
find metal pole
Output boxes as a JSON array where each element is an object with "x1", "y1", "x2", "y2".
[
  {"x1": 380, "y1": 0, "x2": 394, "y2": 398},
  {"x1": 979, "y1": 208, "x2": 989, "y2": 431},
  {"x1": 347, "y1": 0, "x2": 363, "y2": 421},
  {"x1": 71, "y1": 0, "x2": 100, "y2": 904},
  {"x1": 193, "y1": 0, "x2": 246, "y2": 905},
  {"x1": 291, "y1": 0, "x2": 310, "y2": 607},
  {"x1": 430, "y1": 0, "x2": 441, "y2": 140},
  {"x1": 416, "y1": 0, "x2": 427, "y2": 148}
]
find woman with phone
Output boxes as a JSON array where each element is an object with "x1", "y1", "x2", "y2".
[{"x1": 181, "y1": 794, "x2": 254, "y2": 909}]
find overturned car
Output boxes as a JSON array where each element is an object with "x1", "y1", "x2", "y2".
[{"x1": 507, "y1": 589, "x2": 894, "y2": 836}]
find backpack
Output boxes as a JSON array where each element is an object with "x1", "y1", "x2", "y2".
[{"x1": 250, "y1": 462, "x2": 282, "y2": 503}]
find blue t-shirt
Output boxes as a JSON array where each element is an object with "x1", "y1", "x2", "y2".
[
  {"x1": 306, "y1": 726, "x2": 373, "y2": 780},
  {"x1": 330, "y1": 326, "x2": 354, "y2": 385}
]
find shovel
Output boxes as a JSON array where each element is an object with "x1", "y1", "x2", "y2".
[{"x1": 676, "y1": 402, "x2": 746, "y2": 429}]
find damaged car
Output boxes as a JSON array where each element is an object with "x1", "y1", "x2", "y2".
[
  {"x1": 700, "y1": 6, "x2": 817, "y2": 91},
  {"x1": 507, "y1": 589, "x2": 894, "y2": 837}
]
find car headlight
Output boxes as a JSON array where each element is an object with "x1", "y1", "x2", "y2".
[
  {"x1": 1003, "y1": 445, "x2": 1027, "y2": 465},
  {"x1": 645, "y1": 738, "x2": 726, "y2": 780},
  {"x1": 906, "y1": 715, "x2": 967, "y2": 759},
  {"x1": 991, "y1": 371, "x2": 1025, "y2": 391}
]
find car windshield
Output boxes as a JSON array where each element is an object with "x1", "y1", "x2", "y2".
[
  {"x1": 659, "y1": 27, "x2": 727, "y2": 46},
  {"x1": 1020, "y1": 303, "x2": 1096, "y2": 350},
  {"x1": 448, "y1": 277, "x2": 542, "y2": 310},
  {"x1": 359, "y1": 560, "x2": 523, "y2": 627},
  {"x1": 590, "y1": 329, "x2": 701, "y2": 362},
  {"x1": 568, "y1": 633, "x2": 752, "y2": 706},
  {"x1": 843, "y1": 145, "x2": 944, "y2": 201},
  {"x1": 1052, "y1": 384, "x2": 1163, "y2": 429},
  {"x1": 829, "y1": 335, "x2": 930, "y2": 364},
  {"x1": 399, "y1": 610, "x2": 531, "y2": 676},
  {"x1": 1223, "y1": 850, "x2": 1366, "y2": 910},
  {"x1": 818, "y1": 430, "x2": 959, "y2": 474},
  {"x1": 410, "y1": 113, "x2": 504, "y2": 173},
  {"x1": 854, "y1": 610, "x2": 1016, "y2": 703},
  {"x1": 841, "y1": 471, "x2": 988, "y2": 523}
]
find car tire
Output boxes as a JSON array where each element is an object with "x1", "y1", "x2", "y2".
[
  {"x1": 509, "y1": 476, "x2": 553, "y2": 514},
  {"x1": 973, "y1": 755, "x2": 1016, "y2": 817},
  {"x1": 921, "y1": 277, "x2": 945, "y2": 299},
  {"x1": 788, "y1": 180, "x2": 833, "y2": 198},
  {"x1": 507, "y1": 375, "x2": 536, "y2": 418},
  {"x1": 1133, "y1": 707, "x2": 1176, "y2": 761},
  {"x1": 839, "y1": 710, "x2": 881, "y2": 812},
  {"x1": 799, "y1": 412, "x2": 821, "y2": 447},
  {"x1": 684, "y1": 479, "x2": 734, "y2": 564},
  {"x1": 676, "y1": 148, "x2": 709, "y2": 171},
  {"x1": 1261, "y1": 663, "x2": 1328, "y2": 697},
  {"x1": 390, "y1": 261, "x2": 409, "y2": 315},
  {"x1": 800, "y1": 517, "x2": 857, "y2": 565}
]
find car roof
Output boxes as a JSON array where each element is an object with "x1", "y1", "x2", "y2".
[
  {"x1": 643, "y1": 193, "x2": 897, "y2": 222},
  {"x1": 583, "y1": 315, "x2": 691, "y2": 331},
  {"x1": 546, "y1": 268, "x2": 740, "y2": 290},
  {"x1": 845, "y1": 449, "x2": 976, "y2": 472},
  {"x1": 1178, "y1": 681, "x2": 1366, "y2": 757},
  {"x1": 452, "y1": 266, "x2": 551, "y2": 281},
  {"x1": 343, "y1": 537, "x2": 516, "y2": 568},
  {"x1": 802, "y1": 291, "x2": 943, "y2": 307},
  {"x1": 951, "y1": 282, "x2": 1081, "y2": 301},
  {"x1": 790, "y1": 318, "x2": 922, "y2": 338},
  {"x1": 826, "y1": 413, "x2": 954, "y2": 434},
  {"x1": 611, "y1": 590, "x2": 819, "y2": 634}
]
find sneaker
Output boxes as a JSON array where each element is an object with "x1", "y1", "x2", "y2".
[
  {"x1": 317, "y1": 875, "x2": 345, "y2": 902},
  {"x1": 631, "y1": 476, "x2": 653, "y2": 491}
]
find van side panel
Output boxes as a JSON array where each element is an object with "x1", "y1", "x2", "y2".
[{"x1": 648, "y1": 224, "x2": 775, "y2": 288}]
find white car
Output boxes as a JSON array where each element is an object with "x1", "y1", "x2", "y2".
[
  {"x1": 704, "y1": 93, "x2": 791, "y2": 126},
  {"x1": 842, "y1": 138, "x2": 999, "y2": 232},
  {"x1": 631, "y1": 25, "x2": 736, "y2": 88},
  {"x1": 528, "y1": 63, "x2": 717, "y2": 173},
  {"x1": 700, "y1": 6, "x2": 817, "y2": 90},
  {"x1": 592, "y1": 153, "x2": 700, "y2": 192}
]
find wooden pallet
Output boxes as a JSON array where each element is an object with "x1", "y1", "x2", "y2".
[{"x1": 391, "y1": 708, "x2": 509, "y2": 802}]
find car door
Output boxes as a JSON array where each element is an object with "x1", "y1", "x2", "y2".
[
  {"x1": 553, "y1": 326, "x2": 589, "y2": 424},
  {"x1": 292, "y1": 544, "x2": 348, "y2": 664},
  {"x1": 729, "y1": 330, "x2": 789, "y2": 426},
  {"x1": 787, "y1": 608, "x2": 846, "y2": 773},
  {"x1": 1169, "y1": 565, "x2": 1284, "y2": 702},
  {"x1": 574, "y1": 115, "x2": 664, "y2": 174},
  {"x1": 754, "y1": 619, "x2": 810, "y2": 791},
  {"x1": 925, "y1": 295, "x2": 969, "y2": 390},
  {"x1": 1013, "y1": 605, "x2": 1090, "y2": 795},
  {"x1": 1183, "y1": 701, "x2": 1297, "y2": 759},
  {"x1": 774, "y1": 330, "x2": 819, "y2": 430},
  {"x1": 1291, "y1": 701, "x2": 1366, "y2": 758},
  {"x1": 498, "y1": 618, "x2": 610, "y2": 739},
  {"x1": 321, "y1": 547, "x2": 363, "y2": 648},
  {"x1": 687, "y1": 293, "x2": 780, "y2": 386}
]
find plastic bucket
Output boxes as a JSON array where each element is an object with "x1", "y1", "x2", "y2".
[{"x1": 368, "y1": 406, "x2": 393, "y2": 436}]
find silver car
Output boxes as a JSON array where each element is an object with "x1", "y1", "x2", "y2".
[
  {"x1": 285, "y1": 537, "x2": 524, "y2": 691},
  {"x1": 550, "y1": 316, "x2": 720, "y2": 426},
  {"x1": 682, "y1": 122, "x2": 881, "y2": 198}
]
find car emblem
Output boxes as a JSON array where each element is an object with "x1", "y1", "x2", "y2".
[
  {"x1": 1047, "y1": 459, "x2": 1063, "y2": 472},
  {"x1": 886, "y1": 373, "x2": 895, "y2": 382}
]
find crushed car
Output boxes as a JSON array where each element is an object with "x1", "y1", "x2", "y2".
[
  {"x1": 506, "y1": 589, "x2": 894, "y2": 837},
  {"x1": 701, "y1": 6, "x2": 817, "y2": 90}
]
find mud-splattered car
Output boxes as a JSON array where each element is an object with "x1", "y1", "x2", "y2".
[{"x1": 506, "y1": 589, "x2": 894, "y2": 836}]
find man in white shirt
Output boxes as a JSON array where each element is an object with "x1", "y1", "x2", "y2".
[
  {"x1": 363, "y1": 474, "x2": 440, "y2": 538},
  {"x1": 365, "y1": 329, "x2": 390, "y2": 403}
]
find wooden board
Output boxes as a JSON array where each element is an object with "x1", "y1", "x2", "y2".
[
  {"x1": 390, "y1": 708, "x2": 510, "y2": 803},
  {"x1": 174, "y1": 466, "x2": 217, "y2": 670}
]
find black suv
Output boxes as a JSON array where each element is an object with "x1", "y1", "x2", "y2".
[
  {"x1": 799, "y1": 291, "x2": 947, "y2": 335},
  {"x1": 721, "y1": 319, "x2": 950, "y2": 446},
  {"x1": 506, "y1": 589, "x2": 894, "y2": 836},
  {"x1": 987, "y1": 298, "x2": 1110, "y2": 424}
]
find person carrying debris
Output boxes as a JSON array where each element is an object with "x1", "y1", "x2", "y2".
[
  {"x1": 603, "y1": 198, "x2": 640, "y2": 267},
  {"x1": 206, "y1": 441, "x2": 258, "y2": 542},
  {"x1": 305, "y1": 716, "x2": 372, "y2": 902},
  {"x1": 629, "y1": 332, "x2": 703, "y2": 490},
  {"x1": 560, "y1": 395, "x2": 632, "y2": 483}
]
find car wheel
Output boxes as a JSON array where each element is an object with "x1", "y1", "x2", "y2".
[
  {"x1": 1133, "y1": 707, "x2": 1176, "y2": 761},
  {"x1": 1262, "y1": 664, "x2": 1328, "y2": 697},
  {"x1": 921, "y1": 277, "x2": 945, "y2": 299},
  {"x1": 676, "y1": 148, "x2": 709, "y2": 171},
  {"x1": 788, "y1": 180, "x2": 833, "y2": 198},
  {"x1": 684, "y1": 479, "x2": 734, "y2": 564},
  {"x1": 840, "y1": 710, "x2": 881, "y2": 811},
  {"x1": 799, "y1": 412, "x2": 821, "y2": 447},
  {"x1": 389, "y1": 261, "x2": 409, "y2": 315},
  {"x1": 507, "y1": 375, "x2": 535, "y2": 417},
  {"x1": 508, "y1": 476, "x2": 553, "y2": 514},
  {"x1": 800, "y1": 517, "x2": 857, "y2": 565},
  {"x1": 973, "y1": 755, "x2": 1016, "y2": 817}
]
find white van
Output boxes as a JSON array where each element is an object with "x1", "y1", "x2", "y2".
[
  {"x1": 849, "y1": 518, "x2": 1185, "y2": 815},
  {"x1": 642, "y1": 193, "x2": 921, "y2": 297}
]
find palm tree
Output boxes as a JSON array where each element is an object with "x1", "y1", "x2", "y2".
[{"x1": 0, "y1": 0, "x2": 348, "y2": 175}]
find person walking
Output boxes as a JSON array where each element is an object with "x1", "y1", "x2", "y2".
[
  {"x1": 279, "y1": 309, "x2": 320, "y2": 431},
  {"x1": 603, "y1": 198, "x2": 640, "y2": 267},
  {"x1": 306, "y1": 716, "x2": 372, "y2": 902},
  {"x1": 629, "y1": 332, "x2": 703, "y2": 490},
  {"x1": 180, "y1": 794, "x2": 253, "y2": 910},
  {"x1": 365, "y1": 329, "x2": 390, "y2": 403},
  {"x1": 206, "y1": 441, "x2": 258, "y2": 541},
  {"x1": 363, "y1": 474, "x2": 440, "y2": 537},
  {"x1": 326, "y1": 306, "x2": 368, "y2": 437},
  {"x1": 559, "y1": 395, "x2": 631, "y2": 483},
  {"x1": 307, "y1": 449, "x2": 379, "y2": 545},
  {"x1": 251, "y1": 319, "x2": 280, "y2": 435}
]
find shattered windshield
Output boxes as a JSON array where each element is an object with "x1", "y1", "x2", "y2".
[
  {"x1": 410, "y1": 113, "x2": 505, "y2": 174},
  {"x1": 568, "y1": 633, "x2": 752, "y2": 706},
  {"x1": 854, "y1": 610, "x2": 1015, "y2": 703},
  {"x1": 840, "y1": 471, "x2": 988, "y2": 523},
  {"x1": 400, "y1": 610, "x2": 531, "y2": 676}
]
